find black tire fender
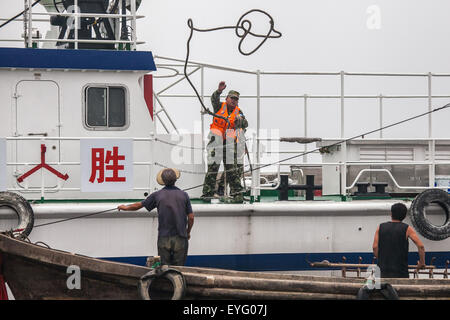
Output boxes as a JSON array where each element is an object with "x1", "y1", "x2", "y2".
[
  {"x1": 410, "y1": 189, "x2": 450, "y2": 241},
  {"x1": 138, "y1": 266, "x2": 186, "y2": 300},
  {"x1": 0, "y1": 192, "x2": 34, "y2": 237}
]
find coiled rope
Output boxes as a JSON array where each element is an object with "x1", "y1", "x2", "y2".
[{"x1": 184, "y1": 9, "x2": 282, "y2": 118}]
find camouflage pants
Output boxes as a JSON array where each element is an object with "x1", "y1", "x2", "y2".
[
  {"x1": 202, "y1": 133, "x2": 243, "y2": 197},
  {"x1": 218, "y1": 161, "x2": 245, "y2": 194}
]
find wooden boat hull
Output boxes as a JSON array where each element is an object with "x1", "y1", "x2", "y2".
[
  {"x1": 1, "y1": 233, "x2": 449, "y2": 300},
  {"x1": 0, "y1": 233, "x2": 147, "y2": 300}
]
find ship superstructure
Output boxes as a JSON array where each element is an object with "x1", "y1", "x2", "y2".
[{"x1": 0, "y1": 1, "x2": 449, "y2": 275}]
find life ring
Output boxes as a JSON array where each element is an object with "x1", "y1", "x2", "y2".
[
  {"x1": 356, "y1": 283, "x2": 399, "y2": 300},
  {"x1": 410, "y1": 189, "x2": 450, "y2": 241},
  {"x1": 0, "y1": 192, "x2": 34, "y2": 237},
  {"x1": 138, "y1": 266, "x2": 186, "y2": 300}
]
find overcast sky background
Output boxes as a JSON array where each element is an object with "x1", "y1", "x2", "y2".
[
  {"x1": 142, "y1": 0, "x2": 450, "y2": 142},
  {"x1": 1, "y1": 0, "x2": 450, "y2": 146}
]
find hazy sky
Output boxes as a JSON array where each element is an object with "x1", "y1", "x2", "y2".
[
  {"x1": 139, "y1": 0, "x2": 450, "y2": 140},
  {"x1": 1, "y1": 0, "x2": 450, "y2": 142},
  {"x1": 139, "y1": 0, "x2": 450, "y2": 73}
]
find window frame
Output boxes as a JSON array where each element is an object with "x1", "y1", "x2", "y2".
[{"x1": 82, "y1": 84, "x2": 130, "y2": 131}]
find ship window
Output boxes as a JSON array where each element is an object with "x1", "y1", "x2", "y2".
[{"x1": 85, "y1": 86, "x2": 128, "y2": 130}]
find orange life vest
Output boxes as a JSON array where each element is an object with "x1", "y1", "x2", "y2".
[{"x1": 210, "y1": 102, "x2": 241, "y2": 141}]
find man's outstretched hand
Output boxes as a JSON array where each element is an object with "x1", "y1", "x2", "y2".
[{"x1": 218, "y1": 81, "x2": 226, "y2": 93}]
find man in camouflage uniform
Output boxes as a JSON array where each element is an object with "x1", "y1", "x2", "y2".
[{"x1": 201, "y1": 81, "x2": 248, "y2": 203}]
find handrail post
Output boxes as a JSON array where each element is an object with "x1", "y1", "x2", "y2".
[
  {"x1": 379, "y1": 94, "x2": 383, "y2": 138},
  {"x1": 340, "y1": 71, "x2": 345, "y2": 138},
  {"x1": 340, "y1": 144, "x2": 347, "y2": 196},
  {"x1": 429, "y1": 139, "x2": 435, "y2": 188},
  {"x1": 428, "y1": 72, "x2": 433, "y2": 138},
  {"x1": 340, "y1": 71, "x2": 347, "y2": 196},
  {"x1": 27, "y1": 0, "x2": 33, "y2": 48},
  {"x1": 74, "y1": 0, "x2": 79, "y2": 49},
  {"x1": 303, "y1": 94, "x2": 308, "y2": 163},
  {"x1": 130, "y1": 0, "x2": 137, "y2": 50},
  {"x1": 23, "y1": 1, "x2": 28, "y2": 48},
  {"x1": 251, "y1": 132, "x2": 258, "y2": 201},
  {"x1": 255, "y1": 69, "x2": 261, "y2": 201},
  {"x1": 201, "y1": 66, "x2": 206, "y2": 171},
  {"x1": 40, "y1": 138, "x2": 45, "y2": 201}
]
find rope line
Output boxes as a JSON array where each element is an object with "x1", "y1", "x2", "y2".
[
  {"x1": 154, "y1": 161, "x2": 250, "y2": 176},
  {"x1": 33, "y1": 208, "x2": 117, "y2": 228},
  {"x1": 0, "y1": 0, "x2": 43, "y2": 29},
  {"x1": 184, "y1": 9, "x2": 282, "y2": 118},
  {"x1": 155, "y1": 136, "x2": 251, "y2": 150}
]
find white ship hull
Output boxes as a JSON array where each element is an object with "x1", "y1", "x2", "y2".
[{"x1": 13, "y1": 201, "x2": 449, "y2": 272}]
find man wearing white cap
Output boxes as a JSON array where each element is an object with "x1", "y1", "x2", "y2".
[{"x1": 118, "y1": 168, "x2": 194, "y2": 266}]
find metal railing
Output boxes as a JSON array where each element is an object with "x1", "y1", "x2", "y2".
[
  {"x1": 153, "y1": 56, "x2": 450, "y2": 197},
  {"x1": 3, "y1": 135, "x2": 450, "y2": 198},
  {"x1": 0, "y1": 0, "x2": 144, "y2": 50},
  {"x1": 311, "y1": 256, "x2": 449, "y2": 279}
]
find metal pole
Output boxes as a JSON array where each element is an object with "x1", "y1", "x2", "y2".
[
  {"x1": 114, "y1": 0, "x2": 122, "y2": 49},
  {"x1": 155, "y1": 113, "x2": 170, "y2": 134},
  {"x1": 156, "y1": 67, "x2": 201, "y2": 95},
  {"x1": 429, "y1": 139, "x2": 435, "y2": 188},
  {"x1": 340, "y1": 145, "x2": 347, "y2": 196},
  {"x1": 200, "y1": 67, "x2": 206, "y2": 171},
  {"x1": 120, "y1": 0, "x2": 127, "y2": 49},
  {"x1": 379, "y1": 94, "x2": 383, "y2": 138},
  {"x1": 130, "y1": 0, "x2": 137, "y2": 50},
  {"x1": 303, "y1": 94, "x2": 308, "y2": 163},
  {"x1": 149, "y1": 133, "x2": 154, "y2": 192},
  {"x1": 428, "y1": 72, "x2": 432, "y2": 138},
  {"x1": 23, "y1": 0, "x2": 28, "y2": 47},
  {"x1": 153, "y1": 91, "x2": 179, "y2": 134},
  {"x1": 74, "y1": 0, "x2": 78, "y2": 49},
  {"x1": 153, "y1": 91, "x2": 157, "y2": 132},
  {"x1": 427, "y1": 74, "x2": 434, "y2": 188},
  {"x1": 340, "y1": 71, "x2": 345, "y2": 138},
  {"x1": 40, "y1": 139, "x2": 45, "y2": 200},
  {"x1": 27, "y1": 0, "x2": 33, "y2": 48},
  {"x1": 251, "y1": 132, "x2": 258, "y2": 201},
  {"x1": 340, "y1": 71, "x2": 346, "y2": 196},
  {"x1": 256, "y1": 70, "x2": 261, "y2": 200}
]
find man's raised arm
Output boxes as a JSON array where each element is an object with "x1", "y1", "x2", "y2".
[{"x1": 211, "y1": 81, "x2": 226, "y2": 113}]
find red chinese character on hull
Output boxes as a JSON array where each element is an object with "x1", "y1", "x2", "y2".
[
  {"x1": 17, "y1": 144, "x2": 69, "y2": 183},
  {"x1": 89, "y1": 146, "x2": 126, "y2": 184}
]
